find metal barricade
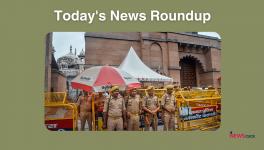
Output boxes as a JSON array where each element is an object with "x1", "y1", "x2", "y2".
[
  {"x1": 45, "y1": 92, "x2": 67, "y2": 104},
  {"x1": 175, "y1": 89, "x2": 221, "y2": 131},
  {"x1": 44, "y1": 92, "x2": 78, "y2": 131}
]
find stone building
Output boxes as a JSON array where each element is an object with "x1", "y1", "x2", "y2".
[
  {"x1": 45, "y1": 33, "x2": 53, "y2": 92},
  {"x1": 57, "y1": 45, "x2": 85, "y2": 100},
  {"x1": 84, "y1": 32, "x2": 221, "y2": 88},
  {"x1": 50, "y1": 53, "x2": 67, "y2": 92},
  {"x1": 45, "y1": 33, "x2": 67, "y2": 92}
]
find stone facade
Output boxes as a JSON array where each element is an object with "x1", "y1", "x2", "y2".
[
  {"x1": 45, "y1": 32, "x2": 67, "y2": 92},
  {"x1": 85, "y1": 32, "x2": 221, "y2": 88},
  {"x1": 57, "y1": 46, "x2": 85, "y2": 100},
  {"x1": 51, "y1": 69, "x2": 67, "y2": 92},
  {"x1": 44, "y1": 33, "x2": 52, "y2": 92}
]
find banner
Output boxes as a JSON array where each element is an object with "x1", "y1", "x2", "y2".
[{"x1": 179, "y1": 106, "x2": 217, "y2": 121}]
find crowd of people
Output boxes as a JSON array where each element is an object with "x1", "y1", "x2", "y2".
[{"x1": 76, "y1": 85, "x2": 177, "y2": 131}]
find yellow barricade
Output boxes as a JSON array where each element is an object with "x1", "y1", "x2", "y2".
[
  {"x1": 44, "y1": 92, "x2": 78, "y2": 131},
  {"x1": 154, "y1": 89, "x2": 166, "y2": 100},
  {"x1": 137, "y1": 88, "x2": 166, "y2": 101},
  {"x1": 45, "y1": 92, "x2": 67, "y2": 104},
  {"x1": 175, "y1": 89, "x2": 221, "y2": 131}
]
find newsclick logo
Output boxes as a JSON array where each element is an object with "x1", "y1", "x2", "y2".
[{"x1": 229, "y1": 131, "x2": 256, "y2": 139}]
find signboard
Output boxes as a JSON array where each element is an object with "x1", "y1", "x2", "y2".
[{"x1": 179, "y1": 106, "x2": 217, "y2": 121}]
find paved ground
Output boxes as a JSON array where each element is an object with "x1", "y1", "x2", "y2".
[
  {"x1": 77, "y1": 119, "x2": 174, "y2": 131},
  {"x1": 76, "y1": 119, "x2": 219, "y2": 131}
]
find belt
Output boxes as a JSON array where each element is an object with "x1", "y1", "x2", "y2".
[
  {"x1": 108, "y1": 116, "x2": 122, "y2": 119},
  {"x1": 129, "y1": 112, "x2": 139, "y2": 116}
]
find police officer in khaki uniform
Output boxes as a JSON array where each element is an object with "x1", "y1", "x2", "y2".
[
  {"x1": 103, "y1": 86, "x2": 127, "y2": 131},
  {"x1": 126, "y1": 88, "x2": 142, "y2": 131},
  {"x1": 161, "y1": 85, "x2": 176, "y2": 131},
  {"x1": 142, "y1": 86, "x2": 160, "y2": 131}
]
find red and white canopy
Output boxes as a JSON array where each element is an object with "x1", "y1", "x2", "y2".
[{"x1": 71, "y1": 66, "x2": 141, "y2": 92}]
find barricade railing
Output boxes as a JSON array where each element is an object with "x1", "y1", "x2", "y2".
[
  {"x1": 44, "y1": 92, "x2": 78, "y2": 131},
  {"x1": 45, "y1": 103, "x2": 78, "y2": 131},
  {"x1": 175, "y1": 89, "x2": 221, "y2": 131}
]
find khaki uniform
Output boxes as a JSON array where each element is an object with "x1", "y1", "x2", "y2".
[
  {"x1": 126, "y1": 95, "x2": 141, "y2": 131},
  {"x1": 103, "y1": 95, "x2": 126, "y2": 131},
  {"x1": 142, "y1": 95, "x2": 159, "y2": 131},
  {"x1": 161, "y1": 93, "x2": 176, "y2": 131}
]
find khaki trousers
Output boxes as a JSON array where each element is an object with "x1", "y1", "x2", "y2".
[
  {"x1": 107, "y1": 116, "x2": 123, "y2": 131},
  {"x1": 144, "y1": 113, "x2": 158, "y2": 131},
  {"x1": 163, "y1": 112, "x2": 175, "y2": 131},
  {"x1": 127, "y1": 114, "x2": 140, "y2": 131}
]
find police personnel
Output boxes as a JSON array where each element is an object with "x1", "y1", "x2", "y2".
[
  {"x1": 103, "y1": 86, "x2": 127, "y2": 131},
  {"x1": 142, "y1": 86, "x2": 160, "y2": 131},
  {"x1": 126, "y1": 88, "x2": 142, "y2": 131},
  {"x1": 161, "y1": 85, "x2": 177, "y2": 131}
]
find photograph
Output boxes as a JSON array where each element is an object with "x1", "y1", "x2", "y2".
[
  {"x1": 3, "y1": 0, "x2": 263, "y2": 149},
  {"x1": 44, "y1": 32, "x2": 221, "y2": 131}
]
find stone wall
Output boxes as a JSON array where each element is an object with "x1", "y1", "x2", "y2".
[
  {"x1": 85, "y1": 32, "x2": 221, "y2": 88},
  {"x1": 45, "y1": 33, "x2": 52, "y2": 92},
  {"x1": 51, "y1": 69, "x2": 67, "y2": 92}
]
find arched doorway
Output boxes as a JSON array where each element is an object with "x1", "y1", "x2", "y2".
[
  {"x1": 150, "y1": 43, "x2": 163, "y2": 71},
  {"x1": 180, "y1": 56, "x2": 204, "y2": 88}
]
